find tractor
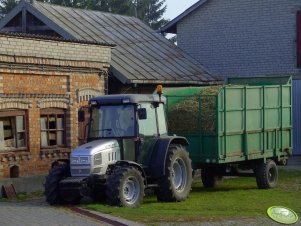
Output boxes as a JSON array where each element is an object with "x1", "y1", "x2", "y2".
[{"x1": 44, "y1": 87, "x2": 192, "y2": 207}]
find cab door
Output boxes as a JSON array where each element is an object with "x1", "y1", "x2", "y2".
[{"x1": 137, "y1": 103, "x2": 168, "y2": 165}]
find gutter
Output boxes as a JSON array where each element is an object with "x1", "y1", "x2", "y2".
[{"x1": 128, "y1": 79, "x2": 224, "y2": 86}]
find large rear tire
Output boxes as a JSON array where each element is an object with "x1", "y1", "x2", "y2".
[
  {"x1": 255, "y1": 159, "x2": 278, "y2": 189},
  {"x1": 156, "y1": 144, "x2": 192, "y2": 202},
  {"x1": 44, "y1": 164, "x2": 70, "y2": 205},
  {"x1": 106, "y1": 166, "x2": 145, "y2": 208}
]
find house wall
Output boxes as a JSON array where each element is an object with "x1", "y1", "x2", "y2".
[
  {"x1": 0, "y1": 34, "x2": 111, "y2": 179},
  {"x1": 177, "y1": 0, "x2": 301, "y2": 77}
]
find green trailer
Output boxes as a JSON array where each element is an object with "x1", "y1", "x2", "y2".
[{"x1": 164, "y1": 76, "x2": 292, "y2": 189}]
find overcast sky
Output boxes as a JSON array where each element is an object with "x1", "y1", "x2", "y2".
[{"x1": 164, "y1": 0, "x2": 199, "y2": 20}]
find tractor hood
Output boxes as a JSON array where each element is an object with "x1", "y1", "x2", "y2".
[{"x1": 71, "y1": 139, "x2": 119, "y2": 157}]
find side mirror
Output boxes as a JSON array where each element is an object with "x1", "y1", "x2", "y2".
[
  {"x1": 78, "y1": 109, "x2": 85, "y2": 122},
  {"x1": 138, "y1": 108, "x2": 147, "y2": 120}
]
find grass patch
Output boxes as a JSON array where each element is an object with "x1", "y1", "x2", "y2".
[
  {"x1": 0, "y1": 190, "x2": 44, "y2": 202},
  {"x1": 82, "y1": 170, "x2": 301, "y2": 224}
]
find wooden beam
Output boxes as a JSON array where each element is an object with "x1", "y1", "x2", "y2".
[
  {"x1": 22, "y1": 7, "x2": 26, "y2": 32},
  {"x1": 28, "y1": 25, "x2": 52, "y2": 31},
  {"x1": 1, "y1": 27, "x2": 22, "y2": 32}
]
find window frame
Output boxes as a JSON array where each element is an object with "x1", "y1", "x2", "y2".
[
  {"x1": 40, "y1": 108, "x2": 66, "y2": 149},
  {"x1": 0, "y1": 110, "x2": 27, "y2": 151},
  {"x1": 138, "y1": 102, "x2": 167, "y2": 137}
]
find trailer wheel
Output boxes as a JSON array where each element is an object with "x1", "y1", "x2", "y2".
[
  {"x1": 255, "y1": 159, "x2": 278, "y2": 189},
  {"x1": 106, "y1": 166, "x2": 145, "y2": 208},
  {"x1": 201, "y1": 167, "x2": 217, "y2": 188},
  {"x1": 44, "y1": 164, "x2": 70, "y2": 205},
  {"x1": 156, "y1": 144, "x2": 192, "y2": 202}
]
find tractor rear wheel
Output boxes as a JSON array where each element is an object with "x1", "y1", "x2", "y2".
[
  {"x1": 106, "y1": 166, "x2": 145, "y2": 208},
  {"x1": 156, "y1": 144, "x2": 192, "y2": 202}
]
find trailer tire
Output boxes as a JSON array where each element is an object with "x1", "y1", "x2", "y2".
[
  {"x1": 156, "y1": 144, "x2": 192, "y2": 202},
  {"x1": 201, "y1": 167, "x2": 217, "y2": 188},
  {"x1": 106, "y1": 166, "x2": 145, "y2": 208},
  {"x1": 44, "y1": 164, "x2": 70, "y2": 205},
  {"x1": 255, "y1": 159, "x2": 278, "y2": 189}
]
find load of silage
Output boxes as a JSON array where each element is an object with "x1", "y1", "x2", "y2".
[{"x1": 167, "y1": 86, "x2": 221, "y2": 133}]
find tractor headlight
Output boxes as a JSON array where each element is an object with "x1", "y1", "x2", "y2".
[{"x1": 94, "y1": 153, "x2": 102, "y2": 165}]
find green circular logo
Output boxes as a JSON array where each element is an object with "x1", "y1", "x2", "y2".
[{"x1": 267, "y1": 206, "x2": 299, "y2": 224}]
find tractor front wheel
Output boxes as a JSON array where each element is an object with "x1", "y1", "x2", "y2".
[
  {"x1": 106, "y1": 166, "x2": 145, "y2": 208},
  {"x1": 44, "y1": 164, "x2": 70, "y2": 205}
]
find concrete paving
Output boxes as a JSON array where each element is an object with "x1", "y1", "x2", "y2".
[
  {"x1": 0, "y1": 198, "x2": 106, "y2": 226},
  {"x1": 0, "y1": 197, "x2": 145, "y2": 226}
]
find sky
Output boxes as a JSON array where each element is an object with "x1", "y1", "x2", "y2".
[{"x1": 164, "y1": 0, "x2": 199, "y2": 21}]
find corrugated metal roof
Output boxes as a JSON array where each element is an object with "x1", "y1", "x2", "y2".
[
  {"x1": 1, "y1": 0, "x2": 221, "y2": 85},
  {"x1": 160, "y1": 0, "x2": 208, "y2": 34}
]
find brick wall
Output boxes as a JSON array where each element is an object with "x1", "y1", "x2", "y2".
[
  {"x1": 0, "y1": 34, "x2": 111, "y2": 179},
  {"x1": 0, "y1": 35, "x2": 111, "y2": 64},
  {"x1": 177, "y1": 0, "x2": 301, "y2": 77}
]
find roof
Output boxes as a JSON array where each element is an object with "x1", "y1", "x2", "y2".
[
  {"x1": 160, "y1": 0, "x2": 208, "y2": 34},
  {"x1": 0, "y1": 0, "x2": 221, "y2": 85},
  {"x1": 90, "y1": 94, "x2": 166, "y2": 105},
  {"x1": 0, "y1": 31, "x2": 115, "y2": 46}
]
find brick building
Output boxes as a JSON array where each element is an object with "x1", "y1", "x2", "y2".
[
  {"x1": 0, "y1": 33, "x2": 112, "y2": 179},
  {"x1": 0, "y1": 0, "x2": 221, "y2": 96}
]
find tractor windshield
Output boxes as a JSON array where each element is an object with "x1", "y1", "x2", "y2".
[{"x1": 89, "y1": 104, "x2": 135, "y2": 139}]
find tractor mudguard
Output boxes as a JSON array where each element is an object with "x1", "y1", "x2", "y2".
[
  {"x1": 108, "y1": 160, "x2": 147, "y2": 184},
  {"x1": 51, "y1": 159, "x2": 70, "y2": 169},
  {"x1": 149, "y1": 136, "x2": 189, "y2": 178}
]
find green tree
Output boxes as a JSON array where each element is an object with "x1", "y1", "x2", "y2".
[
  {"x1": 0, "y1": 0, "x2": 168, "y2": 29},
  {"x1": 139, "y1": 0, "x2": 168, "y2": 30}
]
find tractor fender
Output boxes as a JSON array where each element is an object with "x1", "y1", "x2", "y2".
[
  {"x1": 108, "y1": 160, "x2": 147, "y2": 185},
  {"x1": 51, "y1": 159, "x2": 70, "y2": 169},
  {"x1": 149, "y1": 136, "x2": 189, "y2": 178}
]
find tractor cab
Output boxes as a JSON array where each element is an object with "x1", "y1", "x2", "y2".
[{"x1": 79, "y1": 94, "x2": 167, "y2": 164}]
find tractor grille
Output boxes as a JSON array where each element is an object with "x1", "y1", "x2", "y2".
[{"x1": 71, "y1": 168, "x2": 90, "y2": 176}]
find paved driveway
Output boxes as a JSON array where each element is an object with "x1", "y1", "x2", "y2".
[{"x1": 0, "y1": 198, "x2": 106, "y2": 226}]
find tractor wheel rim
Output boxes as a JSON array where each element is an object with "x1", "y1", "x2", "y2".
[
  {"x1": 123, "y1": 176, "x2": 140, "y2": 205},
  {"x1": 172, "y1": 158, "x2": 187, "y2": 192}
]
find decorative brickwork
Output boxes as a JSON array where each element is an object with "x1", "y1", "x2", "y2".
[
  {"x1": 37, "y1": 98, "x2": 71, "y2": 109},
  {"x1": 0, "y1": 99, "x2": 32, "y2": 109},
  {"x1": 0, "y1": 34, "x2": 111, "y2": 179},
  {"x1": 77, "y1": 87, "x2": 102, "y2": 103}
]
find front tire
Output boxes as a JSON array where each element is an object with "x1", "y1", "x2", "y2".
[
  {"x1": 255, "y1": 159, "x2": 278, "y2": 189},
  {"x1": 156, "y1": 144, "x2": 192, "y2": 202},
  {"x1": 44, "y1": 164, "x2": 70, "y2": 205},
  {"x1": 106, "y1": 166, "x2": 145, "y2": 208}
]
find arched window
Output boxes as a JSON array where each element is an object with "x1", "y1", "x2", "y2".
[{"x1": 10, "y1": 165, "x2": 19, "y2": 178}]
